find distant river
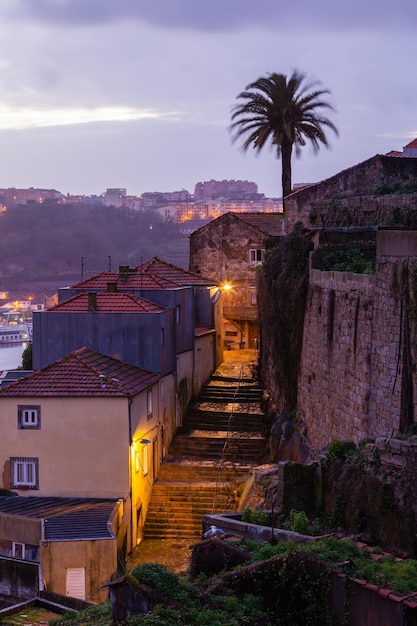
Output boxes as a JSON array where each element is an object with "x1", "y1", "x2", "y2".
[{"x1": 0, "y1": 343, "x2": 27, "y2": 370}]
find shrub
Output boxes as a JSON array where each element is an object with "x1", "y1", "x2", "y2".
[{"x1": 287, "y1": 509, "x2": 310, "y2": 534}]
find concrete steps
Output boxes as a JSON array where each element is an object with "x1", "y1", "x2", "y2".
[
  {"x1": 143, "y1": 356, "x2": 266, "y2": 540},
  {"x1": 144, "y1": 468, "x2": 249, "y2": 540},
  {"x1": 167, "y1": 431, "x2": 266, "y2": 462}
]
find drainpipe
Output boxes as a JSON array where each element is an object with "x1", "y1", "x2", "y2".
[
  {"x1": 39, "y1": 519, "x2": 45, "y2": 592},
  {"x1": 128, "y1": 396, "x2": 133, "y2": 552}
]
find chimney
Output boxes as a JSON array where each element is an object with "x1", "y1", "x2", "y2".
[
  {"x1": 118, "y1": 265, "x2": 129, "y2": 280},
  {"x1": 118, "y1": 265, "x2": 137, "y2": 280},
  {"x1": 107, "y1": 282, "x2": 118, "y2": 293},
  {"x1": 88, "y1": 292, "x2": 97, "y2": 311}
]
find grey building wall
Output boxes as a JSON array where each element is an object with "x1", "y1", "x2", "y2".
[{"x1": 33, "y1": 310, "x2": 175, "y2": 374}]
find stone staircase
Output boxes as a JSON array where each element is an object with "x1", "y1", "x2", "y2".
[{"x1": 143, "y1": 358, "x2": 267, "y2": 540}]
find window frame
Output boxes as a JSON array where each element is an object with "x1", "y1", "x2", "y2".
[
  {"x1": 10, "y1": 457, "x2": 39, "y2": 489},
  {"x1": 249, "y1": 248, "x2": 265, "y2": 267},
  {"x1": 12, "y1": 542, "x2": 26, "y2": 560},
  {"x1": 18, "y1": 405, "x2": 41, "y2": 429}
]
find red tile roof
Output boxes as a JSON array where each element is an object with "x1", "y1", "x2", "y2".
[
  {"x1": 71, "y1": 257, "x2": 216, "y2": 291},
  {"x1": 71, "y1": 270, "x2": 179, "y2": 290},
  {"x1": 405, "y1": 138, "x2": 417, "y2": 149},
  {"x1": 385, "y1": 150, "x2": 403, "y2": 157},
  {"x1": 229, "y1": 212, "x2": 285, "y2": 236},
  {"x1": 136, "y1": 257, "x2": 215, "y2": 286},
  {"x1": 49, "y1": 292, "x2": 165, "y2": 313},
  {"x1": 0, "y1": 347, "x2": 159, "y2": 397}
]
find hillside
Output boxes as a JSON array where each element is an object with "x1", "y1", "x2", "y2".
[{"x1": 0, "y1": 202, "x2": 190, "y2": 296}]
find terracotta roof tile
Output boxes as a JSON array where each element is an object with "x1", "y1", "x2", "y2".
[
  {"x1": 136, "y1": 257, "x2": 215, "y2": 286},
  {"x1": 385, "y1": 150, "x2": 403, "y2": 157},
  {"x1": 405, "y1": 138, "x2": 417, "y2": 149},
  {"x1": 230, "y1": 212, "x2": 285, "y2": 236},
  {"x1": 49, "y1": 292, "x2": 165, "y2": 313},
  {"x1": 71, "y1": 257, "x2": 215, "y2": 290},
  {"x1": 0, "y1": 347, "x2": 159, "y2": 397}
]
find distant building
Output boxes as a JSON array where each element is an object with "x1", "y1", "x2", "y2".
[
  {"x1": 142, "y1": 190, "x2": 191, "y2": 207},
  {"x1": 103, "y1": 188, "x2": 127, "y2": 208},
  {"x1": 193, "y1": 179, "x2": 258, "y2": 200},
  {"x1": 386, "y1": 137, "x2": 417, "y2": 158},
  {"x1": 0, "y1": 188, "x2": 64, "y2": 206}
]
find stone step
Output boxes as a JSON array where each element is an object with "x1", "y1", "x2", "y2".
[
  {"x1": 183, "y1": 411, "x2": 264, "y2": 432},
  {"x1": 168, "y1": 433, "x2": 266, "y2": 463},
  {"x1": 199, "y1": 392, "x2": 262, "y2": 403},
  {"x1": 144, "y1": 483, "x2": 237, "y2": 540},
  {"x1": 143, "y1": 357, "x2": 266, "y2": 539},
  {"x1": 157, "y1": 461, "x2": 252, "y2": 482}
]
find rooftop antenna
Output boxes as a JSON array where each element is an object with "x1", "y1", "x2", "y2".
[
  {"x1": 108, "y1": 255, "x2": 111, "y2": 271},
  {"x1": 140, "y1": 256, "x2": 143, "y2": 295},
  {"x1": 81, "y1": 256, "x2": 84, "y2": 282}
]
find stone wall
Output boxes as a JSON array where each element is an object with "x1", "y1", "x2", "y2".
[
  {"x1": 284, "y1": 155, "x2": 417, "y2": 230},
  {"x1": 297, "y1": 269, "x2": 375, "y2": 447},
  {"x1": 297, "y1": 229, "x2": 417, "y2": 449}
]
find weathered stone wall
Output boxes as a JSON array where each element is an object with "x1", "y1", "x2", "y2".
[
  {"x1": 189, "y1": 212, "x2": 270, "y2": 321},
  {"x1": 298, "y1": 270, "x2": 375, "y2": 447},
  {"x1": 284, "y1": 155, "x2": 417, "y2": 230},
  {"x1": 297, "y1": 229, "x2": 417, "y2": 449}
]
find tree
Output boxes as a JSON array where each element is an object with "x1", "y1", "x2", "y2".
[
  {"x1": 229, "y1": 70, "x2": 338, "y2": 204},
  {"x1": 20, "y1": 342, "x2": 32, "y2": 370}
]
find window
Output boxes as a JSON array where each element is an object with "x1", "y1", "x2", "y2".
[
  {"x1": 175, "y1": 305, "x2": 181, "y2": 324},
  {"x1": 142, "y1": 446, "x2": 149, "y2": 476},
  {"x1": 147, "y1": 389, "x2": 153, "y2": 419},
  {"x1": 18, "y1": 405, "x2": 41, "y2": 429},
  {"x1": 249, "y1": 248, "x2": 265, "y2": 267},
  {"x1": 10, "y1": 457, "x2": 39, "y2": 489},
  {"x1": 249, "y1": 286, "x2": 257, "y2": 305},
  {"x1": 12, "y1": 542, "x2": 25, "y2": 559}
]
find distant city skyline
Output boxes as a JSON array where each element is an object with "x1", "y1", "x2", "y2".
[{"x1": 0, "y1": 1, "x2": 415, "y2": 198}]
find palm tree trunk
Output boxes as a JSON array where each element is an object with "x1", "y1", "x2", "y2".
[{"x1": 281, "y1": 139, "x2": 293, "y2": 208}]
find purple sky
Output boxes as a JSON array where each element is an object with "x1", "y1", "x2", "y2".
[{"x1": 0, "y1": 0, "x2": 415, "y2": 198}]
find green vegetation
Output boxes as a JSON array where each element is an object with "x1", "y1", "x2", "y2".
[
  {"x1": 242, "y1": 536, "x2": 417, "y2": 596},
  {"x1": 317, "y1": 246, "x2": 376, "y2": 274},
  {"x1": 326, "y1": 440, "x2": 356, "y2": 459},
  {"x1": 49, "y1": 603, "x2": 112, "y2": 625},
  {"x1": 374, "y1": 180, "x2": 417, "y2": 195},
  {"x1": 241, "y1": 508, "x2": 323, "y2": 537},
  {"x1": 51, "y1": 536, "x2": 417, "y2": 625},
  {"x1": 258, "y1": 227, "x2": 310, "y2": 409},
  {"x1": 0, "y1": 202, "x2": 189, "y2": 291},
  {"x1": 20, "y1": 342, "x2": 32, "y2": 369}
]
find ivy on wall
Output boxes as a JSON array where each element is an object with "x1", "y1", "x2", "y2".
[{"x1": 258, "y1": 226, "x2": 310, "y2": 410}]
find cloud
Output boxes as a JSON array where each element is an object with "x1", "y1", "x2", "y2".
[
  {"x1": 0, "y1": 104, "x2": 174, "y2": 130},
  {"x1": 7, "y1": 0, "x2": 417, "y2": 32}
]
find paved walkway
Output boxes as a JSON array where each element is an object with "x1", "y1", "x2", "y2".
[{"x1": 126, "y1": 349, "x2": 259, "y2": 574}]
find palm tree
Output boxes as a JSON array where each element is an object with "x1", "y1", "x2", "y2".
[{"x1": 229, "y1": 70, "x2": 338, "y2": 204}]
